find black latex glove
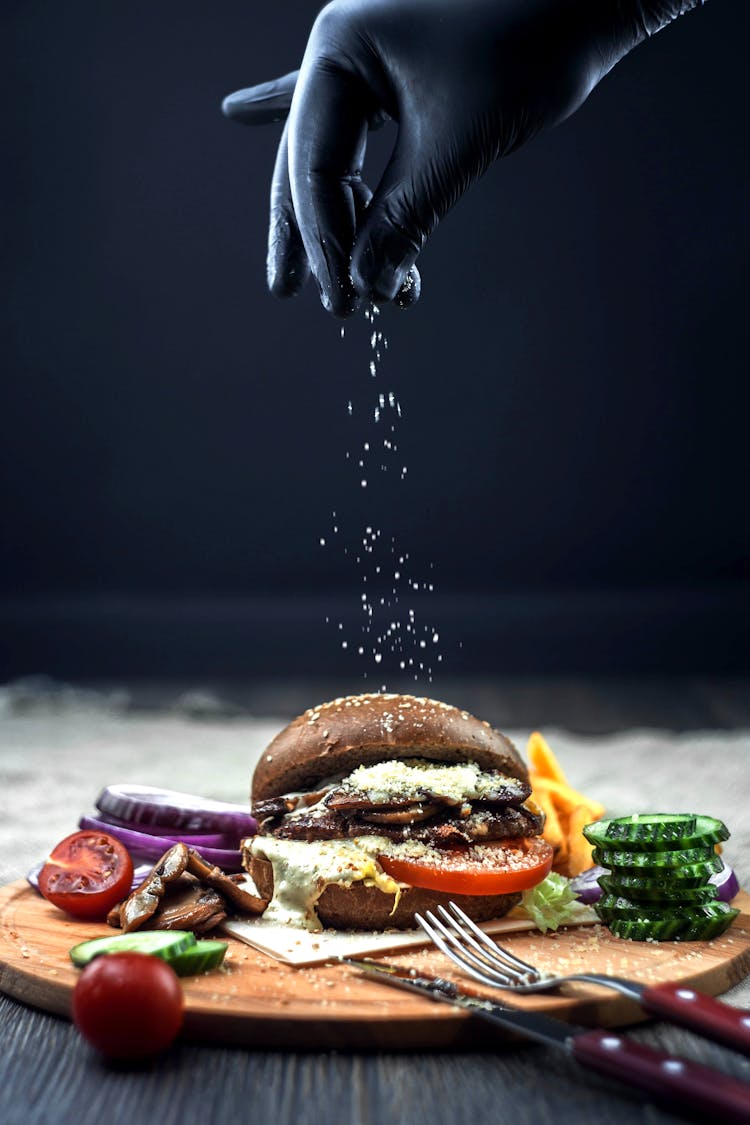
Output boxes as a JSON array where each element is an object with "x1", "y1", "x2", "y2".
[{"x1": 223, "y1": 0, "x2": 704, "y2": 316}]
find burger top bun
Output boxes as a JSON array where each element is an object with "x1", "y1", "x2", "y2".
[{"x1": 252, "y1": 693, "x2": 527, "y2": 802}]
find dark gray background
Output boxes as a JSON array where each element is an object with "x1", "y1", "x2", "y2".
[{"x1": 1, "y1": 1, "x2": 747, "y2": 680}]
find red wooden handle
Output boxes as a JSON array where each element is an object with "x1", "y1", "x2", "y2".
[
  {"x1": 572, "y1": 1028, "x2": 750, "y2": 1122},
  {"x1": 642, "y1": 982, "x2": 750, "y2": 1056}
]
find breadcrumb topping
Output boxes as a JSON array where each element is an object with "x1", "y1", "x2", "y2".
[{"x1": 343, "y1": 758, "x2": 515, "y2": 803}]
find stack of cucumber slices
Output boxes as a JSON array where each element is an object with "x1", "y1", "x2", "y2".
[{"x1": 582, "y1": 813, "x2": 740, "y2": 941}]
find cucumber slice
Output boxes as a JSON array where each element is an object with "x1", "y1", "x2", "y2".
[
  {"x1": 597, "y1": 874, "x2": 719, "y2": 905},
  {"x1": 170, "y1": 940, "x2": 228, "y2": 977},
  {"x1": 595, "y1": 894, "x2": 723, "y2": 921},
  {"x1": 583, "y1": 814, "x2": 728, "y2": 853},
  {"x1": 596, "y1": 863, "x2": 723, "y2": 891},
  {"x1": 605, "y1": 902, "x2": 739, "y2": 942},
  {"x1": 591, "y1": 844, "x2": 723, "y2": 873},
  {"x1": 69, "y1": 930, "x2": 196, "y2": 968}
]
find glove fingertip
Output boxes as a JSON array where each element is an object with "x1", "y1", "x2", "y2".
[
  {"x1": 267, "y1": 268, "x2": 307, "y2": 299},
  {"x1": 267, "y1": 208, "x2": 311, "y2": 297},
  {"x1": 394, "y1": 266, "x2": 421, "y2": 310},
  {"x1": 351, "y1": 228, "x2": 420, "y2": 304},
  {"x1": 221, "y1": 91, "x2": 248, "y2": 120},
  {"x1": 321, "y1": 284, "x2": 361, "y2": 319}
]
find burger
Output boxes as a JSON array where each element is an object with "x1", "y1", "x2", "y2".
[{"x1": 243, "y1": 693, "x2": 552, "y2": 931}]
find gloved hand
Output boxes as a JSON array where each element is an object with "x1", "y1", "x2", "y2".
[{"x1": 223, "y1": 0, "x2": 704, "y2": 316}]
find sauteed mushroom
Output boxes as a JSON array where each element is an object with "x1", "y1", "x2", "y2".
[{"x1": 108, "y1": 843, "x2": 267, "y2": 934}]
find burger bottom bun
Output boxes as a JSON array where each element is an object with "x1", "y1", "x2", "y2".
[{"x1": 248, "y1": 855, "x2": 522, "y2": 932}]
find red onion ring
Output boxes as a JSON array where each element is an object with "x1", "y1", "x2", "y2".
[
  {"x1": 95, "y1": 783, "x2": 257, "y2": 836},
  {"x1": 78, "y1": 814, "x2": 243, "y2": 871}
]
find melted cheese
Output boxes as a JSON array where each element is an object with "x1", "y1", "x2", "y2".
[{"x1": 248, "y1": 835, "x2": 401, "y2": 931}]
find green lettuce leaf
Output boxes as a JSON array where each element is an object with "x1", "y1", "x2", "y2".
[{"x1": 520, "y1": 872, "x2": 578, "y2": 933}]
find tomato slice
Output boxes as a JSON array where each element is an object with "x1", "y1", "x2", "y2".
[
  {"x1": 38, "y1": 830, "x2": 134, "y2": 920},
  {"x1": 378, "y1": 837, "x2": 553, "y2": 896}
]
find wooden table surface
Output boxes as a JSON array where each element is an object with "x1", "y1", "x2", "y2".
[{"x1": 1, "y1": 676, "x2": 749, "y2": 1125}]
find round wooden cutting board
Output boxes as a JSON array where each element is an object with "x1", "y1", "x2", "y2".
[{"x1": 0, "y1": 880, "x2": 748, "y2": 1050}]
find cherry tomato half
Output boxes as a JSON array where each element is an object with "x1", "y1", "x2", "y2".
[
  {"x1": 378, "y1": 837, "x2": 554, "y2": 896},
  {"x1": 38, "y1": 830, "x2": 133, "y2": 920},
  {"x1": 72, "y1": 952, "x2": 184, "y2": 1059}
]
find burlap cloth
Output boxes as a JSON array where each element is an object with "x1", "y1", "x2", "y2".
[{"x1": 1, "y1": 683, "x2": 748, "y2": 1004}]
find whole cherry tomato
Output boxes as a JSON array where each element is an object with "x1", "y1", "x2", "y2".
[
  {"x1": 38, "y1": 830, "x2": 133, "y2": 920},
  {"x1": 72, "y1": 952, "x2": 184, "y2": 1059}
]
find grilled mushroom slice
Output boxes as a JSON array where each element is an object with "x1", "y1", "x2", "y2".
[
  {"x1": 358, "y1": 803, "x2": 441, "y2": 825},
  {"x1": 150, "y1": 876, "x2": 228, "y2": 933},
  {"x1": 186, "y1": 848, "x2": 267, "y2": 915},
  {"x1": 113, "y1": 843, "x2": 190, "y2": 932},
  {"x1": 108, "y1": 842, "x2": 268, "y2": 933}
]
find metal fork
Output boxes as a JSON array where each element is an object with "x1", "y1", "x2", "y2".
[{"x1": 415, "y1": 901, "x2": 750, "y2": 1057}]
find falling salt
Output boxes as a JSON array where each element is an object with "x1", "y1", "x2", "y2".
[{"x1": 321, "y1": 301, "x2": 451, "y2": 687}]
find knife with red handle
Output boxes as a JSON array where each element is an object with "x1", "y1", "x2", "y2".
[{"x1": 344, "y1": 958, "x2": 750, "y2": 1123}]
